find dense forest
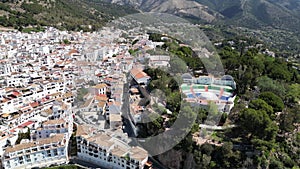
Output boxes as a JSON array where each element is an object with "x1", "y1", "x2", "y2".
[
  {"x1": 138, "y1": 33, "x2": 300, "y2": 169},
  {"x1": 0, "y1": 0, "x2": 137, "y2": 31}
]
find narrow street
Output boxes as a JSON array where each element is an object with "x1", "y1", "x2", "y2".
[
  {"x1": 121, "y1": 80, "x2": 168, "y2": 169},
  {"x1": 121, "y1": 82, "x2": 136, "y2": 137}
]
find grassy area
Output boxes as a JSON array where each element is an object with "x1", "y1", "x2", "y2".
[
  {"x1": 77, "y1": 88, "x2": 89, "y2": 102},
  {"x1": 22, "y1": 27, "x2": 45, "y2": 33},
  {"x1": 210, "y1": 131, "x2": 223, "y2": 142}
]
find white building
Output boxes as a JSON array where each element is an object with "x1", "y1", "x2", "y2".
[
  {"x1": 31, "y1": 119, "x2": 69, "y2": 140},
  {"x1": 2, "y1": 133, "x2": 69, "y2": 169},
  {"x1": 147, "y1": 55, "x2": 170, "y2": 68},
  {"x1": 91, "y1": 83, "x2": 107, "y2": 95},
  {"x1": 130, "y1": 69, "x2": 150, "y2": 85},
  {"x1": 76, "y1": 125, "x2": 149, "y2": 169}
]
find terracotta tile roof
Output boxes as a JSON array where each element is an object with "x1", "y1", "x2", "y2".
[
  {"x1": 111, "y1": 146, "x2": 127, "y2": 157},
  {"x1": 12, "y1": 91, "x2": 22, "y2": 97},
  {"x1": 5, "y1": 142, "x2": 36, "y2": 153},
  {"x1": 76, "y1": 125, "x2": 89, "y2": 137},
  {"x1": 130, "y1": 68, "x2": 149, "y2": 80},
  {"x1": 97, "y1": 101, "x2": 106, "y2": 108},
  {"x1": 49, "y1": 92, "x2": 62, "y2": 97},
  {"x1": 87, "y1": 133, "x2": 114, "y2": 148},
  {"x1": 56, "y1": 61, "x2": 63, "y2": 65},
  {"x1": 130, "y1": 88, "x2": 139, "y2": 94},
  {"x1": 5, "y1": 134, "x2": 65, "y2": 153},
  {"x1": 93, "y1": 83, "x2": 107, "y2": 89},
  {"x1": 62, "y1": 103, "x2": 69, "y2": 110},
  {"x1": 103, "y1": 77, "x2": 113, "y2": 82},
  {"x1": 30, "y1": 102, "x2": 39, "y2": 108},
  {"x1": 5, "y1": 87, "x2": 14, "y2": 92},
  {"x1": 37, "y1": 133, "x2": 65, "y2": 145},
  {"x1": 1, "y1": 113, "x2": 9, "y2": 118},
  {"x1": 43, "y1": 109, "x2": 52, "y2": 115},
  {"x1": 95, "y1": 95, "x2": 108, "y2": 101},
  {"x1": 43, "y1": 119, "x2": 65, "y2": 125},
  {"x1": 130, "y1": 146, "x2": 148, "y2": 161},
  {"x1": 68, "y1": 49, "x2": 79, "y2": 55},
  {"x1": 18, "y1": 121, "x2": 34, "y2": 128},
  {"x1": 130, "y1": 68, "x2": 142, "y2": 76},
  {"x1": 63, "y1": 92, "x2": 73, "y2": 98},
  {"x1": 135, "y1": 72, "x2": 149, "y2": 79}
]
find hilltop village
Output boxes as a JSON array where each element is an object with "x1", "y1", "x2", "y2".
[{"x1": 0, "y1": 27, "x2": 236, "y2": 169}]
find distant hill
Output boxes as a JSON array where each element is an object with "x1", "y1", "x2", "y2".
[
  {"x1": 2, "y1": 0, "x2": 300, "y2": 34},
  {"x1": 0, "y1": 0, "x2": 138, "y2": 31},
  {"x1": 104, "y1": 0, "x2": 221, "y2": 23},
  {"x1": 104, "y1": 0, "x2": 300, "y2": 32},
  {"x1": 103, "y1": 0, "x2": 300, "y2": 55},
  {"x1": 201, "y1": 0, "x2": 300, "y2": 31}
]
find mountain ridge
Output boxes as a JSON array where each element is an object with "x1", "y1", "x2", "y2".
[{"x1": 104, "y1": 0, "x2": 300, "y2": 32}]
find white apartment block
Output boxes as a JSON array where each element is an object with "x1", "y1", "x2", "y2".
[
  {"x1": 1, "y1": 103, "x2": 52, "y2": 129},
  {"x1": 31, "y1": 119, "x2": 69, "y2": 140},
  {"x1": 147, "y1": 55, "x2": 170, "y2": 68},
  {"x1": 91, "y1": 83, "x2": 107, "y2": 95},
  {"x1": 2, "y1": 133, "x2": 69, "y2": 169},
  {"x1": 76, "y1": 125, "x2": 148, "y2": 169}
]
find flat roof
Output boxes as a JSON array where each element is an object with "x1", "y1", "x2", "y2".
[{"x1": 5, "y1": 134, "x2": 65, "y2": 153}]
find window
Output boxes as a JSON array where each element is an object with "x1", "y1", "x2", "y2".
[{"x1": 53, "y1": 149, "x2": 58, "y2": 156}]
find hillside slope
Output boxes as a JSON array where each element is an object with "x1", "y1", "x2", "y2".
[
  {"x1": 0, "y1": 0, "x2": 137, "y2": 31},
  {"x1": 209, "y1": 0, "x2": 300, "y2": 31},
  {"x1": 105, "y1": 0, "x2": 300, "y2": 32},
  {"x1": 104, "y1": 0, "x2": 300, "y2": 54},
  {"x1": 107, "y1": 0, "x2": 221, "y2": 22}
]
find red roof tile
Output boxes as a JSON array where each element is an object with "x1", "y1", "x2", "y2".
[
  {"x1": 30, "y1": 102, "x2": 39, "y2": 108},
  {"x1": 18, "y1": 121, "x2": 34, "y2": 128}
]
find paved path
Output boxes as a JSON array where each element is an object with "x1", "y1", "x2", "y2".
[
  {"x1": 199, "y1": 124, "x2": 236, "y2": 130},
  {"x1": 121, "y1": 82, "x2": 137, "y2": 137}
]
